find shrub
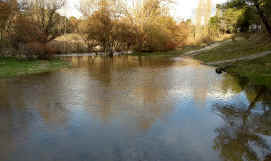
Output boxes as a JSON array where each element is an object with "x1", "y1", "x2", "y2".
[{"x1": 23, "y1": 42, "x2": 46, "y2": 59}]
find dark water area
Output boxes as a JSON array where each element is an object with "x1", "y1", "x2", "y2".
[{"x1": 0, "y1": 55, "x2": 271, "y2": 161}]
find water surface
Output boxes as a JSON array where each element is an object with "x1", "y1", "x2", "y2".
[{"x1": 0, "y1": 56, "x2": 271, "y2": 161}]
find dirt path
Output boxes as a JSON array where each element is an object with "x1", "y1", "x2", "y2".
[
  {"x1": 206, "y1": 50, "x2": 271, "y2": 65},
  {"x1": 183, "y1": 39, "x2": 232, "y2": 56}
]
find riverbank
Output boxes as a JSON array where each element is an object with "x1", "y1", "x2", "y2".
[
  {"x1": 130, "y1": 46, "x2": 201, "y2": 57},
  {"x1": 226, "y1": 54, "x2": 271, "y2": 88},
  {"x1": 191, "y1": 34, "x2": 271, "y2": 88},
  {"x1": 0, "y1": 58, "x2": 70, "y2": 78},
  {"x1": 0, "y1": 46, "x2": 197, "y2": 78}
]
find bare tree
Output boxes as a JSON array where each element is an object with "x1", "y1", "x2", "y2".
[
  {"x1": 79, "y1": 0, "x2": 123, "y2": 17},
  {"x1": 0, "y1": 0, "x2": 18, "y2": 40},
  {"x1": 18, "y1": 0, "x2": 66, "y2": 43}
]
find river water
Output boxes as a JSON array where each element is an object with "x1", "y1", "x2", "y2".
[{"x1": 0, "y1": 56, "x2": 271, "y2": 161}]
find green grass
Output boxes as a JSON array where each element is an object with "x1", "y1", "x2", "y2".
[
  {"x1": 194, "y1": 37, "x2": 271, "y2": 62},
  {"x1": 193, "y1": 34, "x2": 271, "y2": 88},
  {"x1": 131, "y1": 46, "x2": 202, "y2": 57},
  {"x1": 0, "y1": 57, "x2": 70, "y2": 78},
  {"x1": 226, "y1": 54, "x2": 271, "y2": 88}
]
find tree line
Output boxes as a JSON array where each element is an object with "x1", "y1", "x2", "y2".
[
  {"x1": 208, "y1": 0, "x2": 271, "y2": 38},
  {"x1": 0, "y1": 0, "x2": 190, "y2": 58},
  {"x1": 1, "y1": 0, "x2": 270, "y2": 59}
]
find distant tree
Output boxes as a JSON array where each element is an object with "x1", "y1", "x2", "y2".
[
  {"x1": 13, "y1": 0, "x2": 66, "y2": 44},
  {"x1": 223, "y1": 0, "x2": 271, "y2": 36},
  {"x1": 111, "y1": 19, "x2": 137, "y2": 51},
  {"x1": 77, "y1": 19, "x2": 96, "y2": 51},
  {"x1": 250, "y1": 0, "x2": 271, "y2": 35},
  {"x1": 79, "y1": 0, "x2": 123, "y2": 17},
  {"x1": 131, "y1": 0, "x2": 182, "y2": 51},
  {"x1": 69, "y1": 16, "x2": 79, "y2": 33},
  {"x1": 0, "y1": 0, "x2": 17, "y2": 41},
  {"x1": 177, "y1": 21, "x2": 190, "y2": 47},
  {"x1": 238, "y1": 7, "x2": 259, "y2": 32},
  {"x1": 79, "y1": 0, "x2": 187, "y2": 53},
  {"x1": 208, "y1": 16, "x2": 221, "y2": 38},
  {"x1": 6, "y1": 0, "x2": 66, "y2": 58},
  {"x1": 86, "y1": 7, "x2": 115, "y2": 55},
  {"x1": 80, "y1": 0, "x2": 137, "y2": 55},
  {"x1": 0, "y1": 1, "x2": 11, "y2": 40},
  {"x1": 223, "y1": 8, "x2": 245, "y2": 33},
  {"x1": 209, "y1": 2, "x2": 262, "y2": 34}
]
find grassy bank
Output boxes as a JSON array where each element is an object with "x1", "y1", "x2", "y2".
[
  {"x1": 226, "y1": 55, "x2": 271, "y2": 88},
  {"x1": 0, "y1": 58, "x2": 70, "y2": 78},
  {"x1": 193, "y1": 34, "x2": 271, "y2": 88},
  {"x1": 193, "y1": 35, "x2": 271, "y2": 62}
]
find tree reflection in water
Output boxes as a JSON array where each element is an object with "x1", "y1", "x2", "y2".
[{"x1": 213, "y1": 87, "x2": 271, "y2": 161}]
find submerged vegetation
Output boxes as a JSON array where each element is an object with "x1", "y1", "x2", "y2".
[{"x1": 0, "y1": 57, "x2": 69, "y2": 78}]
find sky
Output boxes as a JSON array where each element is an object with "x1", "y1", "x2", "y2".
[
  {"x1": 59, "y1": 0, "x2": 228, "y2": 20},
  {"x1": 174, "y1": 0, "x2": 228, "y2": 20}
]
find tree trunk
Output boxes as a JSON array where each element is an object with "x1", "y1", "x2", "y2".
[
  {"x1": 108, "y1": 49, "x2": 113, "y2": 57},
  {"x1": 254, "y1": 2, "x2": 271, "y2": 36},
  {"x1": 0, "y1": 30, "x2": 2, "y2": 41}
]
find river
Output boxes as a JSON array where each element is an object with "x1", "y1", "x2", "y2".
[{"x1": 0, "y1": 55, "x2": 271, "y2": 161}]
